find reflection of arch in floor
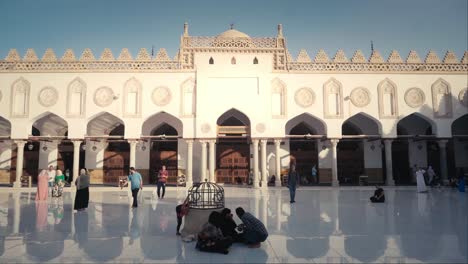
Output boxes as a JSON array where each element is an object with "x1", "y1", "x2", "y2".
[
  {"x1": 25, "y1": 232, "x2": 65, "y2": 262},
  {"x1": 286, "y1": 237, "x2": 329, "y2": 259},
  {"x1": 344, "y1": 236, "x2": 386, "y2": 263}
]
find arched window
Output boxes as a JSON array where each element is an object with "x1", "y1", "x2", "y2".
[
  {"x1": 253, "y1": 57, "x2": 258, "y2": 64},
  {"x1": 209, "y1": 57, "x2": 214, "y2": 64},
  {"x1": 231, "y1": 57, "x2": 236, "y2": 65}
]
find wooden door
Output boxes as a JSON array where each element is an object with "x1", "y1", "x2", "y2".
[
  {"x1": 392, "y1": 140, "x2": 411, "y2": 185},
  {"x1": 104, "y1": 143, "x2": 129, "y2": 185},
  {"x1": 337, "y1": 141, "x2": 364, "y2": 185},
  {"x1": 216, "y1": 142, "x2": 250, "y2": 184},
  {"x1": 290, "y1": 140, "x2": 318, "y2": 185}
]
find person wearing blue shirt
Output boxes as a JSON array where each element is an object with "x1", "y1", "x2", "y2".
[{"x1": 128, "y1": 167, "x2": 143, "y2": 208}]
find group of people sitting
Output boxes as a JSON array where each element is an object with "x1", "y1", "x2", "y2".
[{"x1": 195, "y1": 207, "x2": 268, "y2": 254}]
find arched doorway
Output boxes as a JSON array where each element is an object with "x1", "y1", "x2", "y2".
[
  {"x1": 216, "y1": 109, "x2": 250, "y2": 184},
  {"x1": 285, "y1": 113, "x2": 326, "y2": 185},
  {"x1": 87, "y1": 113, "x2": 128, "y2": 185},
  {"x1": 394, "y1": 113, "x2": 435, "y2": 185},
  {"x1": 149, "y1": 124, "x2": 178, "y2": 184},
  {"x1": 451, "y1": 114, "x2": 468, "y2": 178},
  {"x1": 338, "y1": 113, "x2": 381, "y2": 185},
  {"x1": 142, "y1": 112, "x2": 183, "y2": 185}
]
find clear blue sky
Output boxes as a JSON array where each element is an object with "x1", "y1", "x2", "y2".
[{"x1": 1, "y1": 0, "x2": 467, "y2": 60}]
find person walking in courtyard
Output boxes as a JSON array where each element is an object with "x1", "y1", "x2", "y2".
[
  {"x1": 157, "y1": 165, "x2": 168, "y2": 199},
  {"x1": 235, "y1": 207, "x2": 268, "y2": 248},
  {"x1": 128, "y1": 167, "x2": 143, "y2": 208},
  {"x1": 74, "y1": 168, "x2": 90, "y2": 211},
  {"x1": 416, "y1": 167, "x2": 428, "y2": 193},
  {"x1": 47, "y1": 165, "x2": 56, "y2": 195},
  {"x1": 288, "y1": 163, "x2": 298, "y2": 203},
  {"x1": 35, "y1": 169, "x2": 49, "y2": 201},
  {"x1": 427, "y1": 166, "x2": 436, "y2": 186}
]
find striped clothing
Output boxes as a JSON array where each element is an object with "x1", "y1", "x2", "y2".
[{"x1": 240, "y1": 212, "x2": 268, "y2": 237}]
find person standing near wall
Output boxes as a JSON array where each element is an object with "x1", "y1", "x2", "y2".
[{"x1": 128, "y1": 167, "x2": 143, "y2": 208}]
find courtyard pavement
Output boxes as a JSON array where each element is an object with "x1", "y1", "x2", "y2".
[{"x1": 0, "y1": 186, "x2": 466, "y2": 263}]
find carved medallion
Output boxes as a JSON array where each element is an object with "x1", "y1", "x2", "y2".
[
  {"x1": 350, "y1": 87, "x2": 371, "y2": 107},
  {"x1": 201, "y1": 123, "x2": 211, "y2": 134},
  {"x1": 152, "y1": 86, "x2": 172, "y2": 106},
  {"x1": 94, "y1": 87, "x2": 114, "y2": 107},
  {"x1": 404, "y1": 88, "x2": 425, "y2": 108},
  {"x1": 256, "y1": 123, "x2": 266, "y2": 133},
  {"x1": 459, "y1": 88, "x2": 468, "y2": 107},
  {"x1": 38, "y1": 87, "x2": 58, "y2": 107},
  {"x1": 294, "y1": 87, "x2": 315, "y2": 108}
]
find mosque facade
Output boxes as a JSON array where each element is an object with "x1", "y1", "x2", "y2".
[{"x1": 0, "y1": 24, "x2": 467, "y2": 188}]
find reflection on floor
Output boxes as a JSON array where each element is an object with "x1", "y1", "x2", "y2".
[{"x1": 0, "y1": 187, "x2": 466, "y2": 263}]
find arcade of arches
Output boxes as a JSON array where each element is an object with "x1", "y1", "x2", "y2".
[{"x1": 1, "y1": 111, "x2": 468, "y2": 188}]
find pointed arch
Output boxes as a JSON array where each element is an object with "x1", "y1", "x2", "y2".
[
  {"x1": 377, "y1": 78, "x2": 398, "y2": 118},
  {"x1": 87, "y1": 112, "x2": 125, "y2": 136},
  {"x1": 431, "y1": 78, "x2": 452, "y2": 118},
  {"x1": 142, "y1": 112, "x2": 183, "y2": 136},
  {"x1": 31, "y1": 112, "x2": 68, "y2": 136},
  {"x1": 397, "y1": 112, "x2": 437, "y2": 135},
  {"x1": 253, "y1": 57, "x2": 258, "y2": 64},
  {"x1": 10, "y1": 77, "x2": 30, "y2": 118},
  {"x1": 323, "y1": 78, "x2": 343, "y2": 118},
  {"x1": 217, "y1": 108, "x2": 251, "y2": 126},
  {"x1": 209, "y1": 57, "x2": 214, "y2": 64},
  {"x1": 285, "y1": 113, "x2": 327, "y2": 135},
  {"x1": 231, "y1": 57, "x2": 236, "y2": 65},
  {"x1": 0, "y1": 116, "x2": 11, "y2": 137},
  {"x1": 342, "y1": 112, "x2": 382, "y2": 135},
  {"x1": 67, "y1": 77, "x2": 86, "y2": 117},
  {"x1": 123, "y1": 77, "x2": 142, "y2": 117},
  {"x1": 452, "y1": 114, "x2": 468, "y2": 135}
]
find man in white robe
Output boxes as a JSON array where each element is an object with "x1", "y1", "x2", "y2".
[{"x1": 416, "y1": 168, "x2": 428, "y2": 193}]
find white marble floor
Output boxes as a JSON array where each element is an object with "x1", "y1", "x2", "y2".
[{"x1": 0, "y1": 186, "x2": 466, "y2": 263}]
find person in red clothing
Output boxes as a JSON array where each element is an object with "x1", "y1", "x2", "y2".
[{"x1": 157, "y1": 165, "x2": 168, "y2": 199}]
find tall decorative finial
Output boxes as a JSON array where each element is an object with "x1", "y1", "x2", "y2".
[
  {"x1": 230, "y1": 23, "x2": 234, "y2": 30},
  {"x1": 371, "y1": 40, "x2": 374, "y2": 53},
  {"x1": 277, "y1": 24, "x2": 283, "y2": 38},
  {"x1": 183, "y1": 22, "x2": 189, "y2": 36}
]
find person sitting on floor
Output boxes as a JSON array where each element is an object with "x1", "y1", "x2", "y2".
[
  {"x1": 235, "y1": 207, "x2": 268, "y2": 248},
  {"x1": 370, "y1": 186, "x2": 385, "y2": 203},
  {"x1": 219, "y1": 208, "x2": 242, "y2": 242},
  {"x1": 196, "y1": 211, "x2": 233, "y2": 254}
]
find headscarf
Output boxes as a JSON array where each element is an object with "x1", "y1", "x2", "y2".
[{"x1": 56, "y1": 170, "x2": 63, "y2": 176}]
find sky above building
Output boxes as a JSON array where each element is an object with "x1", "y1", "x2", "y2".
[{"x1": 1, "y1": 0, "x2": 467, "y2": 61}]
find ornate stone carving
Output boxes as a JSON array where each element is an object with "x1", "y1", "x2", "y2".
[
  {"x1": 38, "y1": 87, "x2": 58, "y2": 107},
  {"x1": 61, "y1": 49, "x2": 76, "y2": 61},
  {"x1": 314, "y1": 49, "x2": 330, "y2": 63},
  {"x1": 201, "y1": 123, "x2": 211, "y2": 133},
  {"x1": 100, "y1": 48, "x2": 115, "y2": 61},
  {"x1": 296, "y1": 49, "x2": 311, "y2": 63},
  {"x1": 350, "y1": 87, "x2": 371, "y2": 107},
  {"x1": 406, "y1": 50, "x2": 422, "y2": 63},
  {"x1": 333, "y1": 50, "x2": 349, "y2": 63},
  {"x1": 459, "y1": 88, "x2": 468, "y2": 107},
  {"x1": 387, "y1": 50, "x2": 403, "y2": 63},
  {"x1": 425, "y1": 50, "x2": 441, "y2": 64},
  {"x1": 152, "y1": 86, "x2": 172, "y2": 106},
  {"x1": 443, "y1": 51, "x2": 458, "y2": 64},
  {"x1": 369, "y1": 50, "x2": 384, "y2": 63},
  {"x1": 404, "y1": 88, "x2": 425, "y2": 108},
  {"x1": 294, "y1": 87, "x2": 315, "y2": 108},
  {"x1": 155, "y1": 48, "x2": 171, "y2": 61},
  {"x1": 80, "y1": 48, "x2": 95, "y2": 61},
  {"x1": 462, "y1": 51, "x2": 468, "y2": 64},
  {"x1": 42, "y1": 48, "x2": 57, "y2": 62},
  {"x1": 351, "y1": 50, "x2": 367, "y2": 63},
  {"x1": 136, "y1": 48, "x2": 151, "y2": 61},
  {"x1": 5, "y1": 49, "x2": 20, "y2": 62},
  {"x1": 94, "y1": 86, "x2": 114, "y2": 107},
  {"x1": 286, "y1": 50, "x2": 294, "y2": 62},
  {"x1": 118, "y1": 48, "x2": 133, "y2": 61},
  {"x1": 256, "y1": 123, "x2": 266, "y2": 133}
]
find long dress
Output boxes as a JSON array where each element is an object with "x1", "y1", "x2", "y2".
[
  {"x1": 416, "y1": 169, "x2": 428, "y2": 193},
  {"x1": 74, "y1": 174, "x2": 90, "y2": 210},
  {"x1": 35, "y1": 171, "x2": 48, "y2": 201}
]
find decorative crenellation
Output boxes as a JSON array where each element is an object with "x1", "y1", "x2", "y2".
[
  {"x1": 136, "y1": 48, "x2": 151, "y2": 61},
  {"x1": 425, "y1": 50, "x2": 441, "y2": 64},
  {"x1": 369, "y1": 50, "x2": 384, "y2": 63},
  {"x1": 118, "y1": 48, "x2": 133, "y2": 61},
  {"x1": 387, "y1": 50, "x2": 403, "y2": 63},
  {"x1": 314, "y1": 49, "x2": 330, "y2": 63},
  {"x1": 296, "y1": 49, "x2": 312, "y2": 63},
  {"x1": 406, "y1": 50, "x2": 422, "y2": 63},
  {"x1": 100, "y1": 48, "x2": 115, "y2": 61},
  {"x1": 155, "y1": 48, "x2": 172, "y2": 61},
  {"x1": 443, "y1": 51, "x2": 458, "y2": 64},
  {"x1": 286, "y1": 50, "x2": 294, "y2": 62},
  {"x1": 461, "y1": 51, "x2": 468, "y2": 64},
  {"x1": 333, "y1": 50, "x2": 349, "y2": 63},
  {"x1": 61, "y1": 49, "x2": 76, "y2": 61},
  {"x1": 23, "y1": 49, "x2": 39, "y2": 62},
  {"x1": 351, "y1": 50, "x2": 367, "y2": 63},
  {"x1": 80, "y1": 48, "x2": 96, "y2": 61},
  {"x1": 42, "y1": 48, "x2": 57, "y2": 62}
]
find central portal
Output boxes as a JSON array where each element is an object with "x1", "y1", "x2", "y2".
[{"x1": 216, "y1": 109, "x2": 251, "y2": 184}]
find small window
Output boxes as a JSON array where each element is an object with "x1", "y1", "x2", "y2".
[
  {"x1": 209, "y1": 57, "x2": 214, "y2": 64},
  {"x1": 253, "y1": 57, "x2": 258, "y2": 64},
  {"x1": 231, "y1": 57, "x2": 236, "y2": 65}
]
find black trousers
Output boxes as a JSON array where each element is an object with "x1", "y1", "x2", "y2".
[
  {"x1": 132, "y1": 188, "x2": 139, "y2": 207},
  {"x1": 157, "y1": 182, "x2": 166, "y2": 198},
  {"x1": 176, "y1": 204, "x2": 183, "y2": 232}
]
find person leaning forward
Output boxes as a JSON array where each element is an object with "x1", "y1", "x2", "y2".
[
  {"x1": 235, "y1": 207, "x2": 268, "y2": 248},
  {"x1": 128, "y1": 167, "x2": 143, "y2": 208}
]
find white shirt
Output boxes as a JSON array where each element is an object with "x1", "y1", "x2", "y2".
[{"x1": 48, "y1": 170, "x2": 56, "y2": 182}]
